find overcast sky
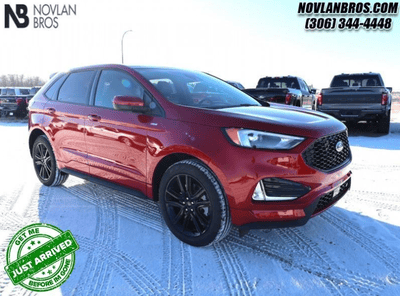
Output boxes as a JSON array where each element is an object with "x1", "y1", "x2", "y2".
[{"x1": 2, "y1": 0, "x2": 400, "y2": 90}]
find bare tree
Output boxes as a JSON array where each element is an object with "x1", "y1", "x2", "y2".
[{"x1": 0, "y1": 74, "x2": 45, "y2": 87}]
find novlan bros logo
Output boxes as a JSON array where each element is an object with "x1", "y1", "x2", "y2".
[
  {"x1": 4, "y1": 4, "x2": 77, "y2": 29},
  {"x1": 5, "y1": 4, "x2": 29, "y2": 28}
]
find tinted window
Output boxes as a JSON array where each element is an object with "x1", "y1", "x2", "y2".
[
  {"x1": 30, "y1": 87, "x2": 41, "y2": 95},
  {"x1": 331, "y1": 75, "x2": 382, "y2": 87},
  {"x1": 257, "y1": 78, "x2": 300, "y2": 89},
  {"x1": 95, "y1": 70, "x2": 144, "y2": 109},
  {"x1": 18, "y1": 88, "x2": 30, "y2": 95},
  {"x1": 45, "y1": 75, "x2": 66, "y2": 99},
  {"x1": 58, "y1": 71, "x2": 95, "y2": 104},
  {"x1": 6, "y1": 89, "x2": 15, "y2": 95}
]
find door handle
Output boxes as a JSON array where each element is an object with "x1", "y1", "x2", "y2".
[
  {"x1": 88, "y1": 114, "x2": 101, "y2": 122},
  {"x1": 46, "y1": 107, "x2": 55, "y2": 114}
]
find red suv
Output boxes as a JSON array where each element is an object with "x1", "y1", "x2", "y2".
[{"x1": 28, "y1": 65, "x2": 352, "y2": 246}]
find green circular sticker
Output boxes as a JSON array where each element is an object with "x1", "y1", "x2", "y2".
[{"x1": 4, "y1": 223, "x2": 79, "y2": 292}]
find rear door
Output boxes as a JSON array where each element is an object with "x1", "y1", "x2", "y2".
[
  {"x1": 85, "y1": 68, "x2": 163, "y2": 194},
  {"x1": 44, "y1": 70, "x2": 97, "y2": 174}
]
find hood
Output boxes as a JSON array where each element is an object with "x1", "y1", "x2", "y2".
[{"x1": 172, "y1": 104, "x2": 346, "y2": 139}]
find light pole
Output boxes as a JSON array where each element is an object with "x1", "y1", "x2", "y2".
[{"x1": 121, "y1": 30, "x2": 132, "y2": 64}]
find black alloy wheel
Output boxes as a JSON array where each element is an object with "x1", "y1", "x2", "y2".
[
  {"x1": 159, "y1": 159, "x2": 231, "y2": 246},
  {"x1": 165, "y1": 174, "x2": 212, "y2": 237},
  {"x1": 34, "y1": 142, "x2": 52, "y2": 181},
  {"x1": 32, "y1": 136, "x2": 69, "y2": 186}
]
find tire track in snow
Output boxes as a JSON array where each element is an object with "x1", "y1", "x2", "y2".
[
  {"x1": 321, "y1": 211, "x2": 400, "y2": 284},
  {"x1": 226, "y1": 231, "x2": 386, "y2": 294},
  {"x1": 213, "y1": 241, "x2": 255, "y2": 296},
  {"x1": 351, "y1": 164, "x2": 400, "y2": 172},
  {"x1": 161, "y1": 225, "x2": 193, "y2": 295},
  {"x1": 70, "y1": 183, "x2": 117, "y2": 296},
  {"x1": 276, "y1": 228, "x2": 353, "y2": 296},
  {"x1": 63, "y1": 184, "x2": 163, "y2": 232},
  {"x1": 76, "y1": 235, "x2": 167, "y2": 295},
  {"x1": 343, "y1": 191, "x2": 400, "y2": 212}
]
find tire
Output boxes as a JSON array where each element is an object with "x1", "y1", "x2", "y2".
[
  {"x1": 159, "y1": 159, "x2": 231, "y2": 246},
  {"x1": 32, "y1": 135, "x2": 69, "y2": 186},
  {"x1": 377, "y1": 111, "x2": 390, "y2": 134}
]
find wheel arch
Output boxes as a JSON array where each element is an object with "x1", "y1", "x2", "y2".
[
  {"x1": 29, "y1": 128, "x2": 47, "y2": 157},
  {"x1": 151, "y1": 153, "x2": 197, "y2": 202}
]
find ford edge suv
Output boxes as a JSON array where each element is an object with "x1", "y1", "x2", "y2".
[{"x1": 28, "y1": 64, "x2": 352, "y2": 246}]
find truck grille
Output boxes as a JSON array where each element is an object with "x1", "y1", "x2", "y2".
[
  {"x1": 302, "y1": 131, "x2": 351, "y2": 172},
  {"x1": 312, "y1": 178, "x2": 351, "y2": 216}
]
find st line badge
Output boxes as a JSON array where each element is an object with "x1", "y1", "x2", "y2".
[{"x1": 4, "y1": 223, "x2": 79, "y2": 292}]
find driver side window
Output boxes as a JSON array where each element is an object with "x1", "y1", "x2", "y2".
[{"x1": 95, "y1": 70, "x2": 144, "y2": 109}]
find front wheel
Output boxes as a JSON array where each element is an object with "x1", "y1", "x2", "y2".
[
  {"x1": 159, "y1": 159, "x2": 231, "y2": 246},
  {"x1": 32, "y1": 135, "x2": 69, "y2": 186}
]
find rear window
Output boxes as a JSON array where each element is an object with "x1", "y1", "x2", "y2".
[
  {"x1": 58, "y1": 71, "x2": 95, "y2": 104},
  {"x1": 18, "y1": 88, "x2": 30, "y2": 95},
  {"x1": 331, "y1": 75, "x2": 382, "y2": 87},
  {"x1": 45, "y1": 74, "x2": 66, "y2": 100},
  {"x1": 257, "y1": 78, "x2": 300, "y2": 89},
  {"x1": 6, "y1": 89, "x2": 15, "y2": 95},
  {"x1": 30, "y1": 87, "x2": 41, "y2": 95}
]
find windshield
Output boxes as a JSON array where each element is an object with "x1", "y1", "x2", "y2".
[
  {"x1": 30, "y1": 87, "x2": 40, "y2": 95},
  {"x1": 18, "y1": 88, "x2": 30, "y2": 95},
  {"x1": 331, "y1": 75, "x2": 382, "y2": 87},
  {"x1": 135, "y1": 68, "x2": 260, "y2": 109},
  {"x1": 257, "y1": 77, "x2": 300, "y2": 89}
]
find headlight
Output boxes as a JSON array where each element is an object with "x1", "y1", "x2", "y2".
[{"x1": 224, "y1": 128, "x2": 304, "y2": 150}]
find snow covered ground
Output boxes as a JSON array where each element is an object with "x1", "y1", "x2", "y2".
[{"x1": 0, "y1": 107, "x2": 399, "y2": 296}]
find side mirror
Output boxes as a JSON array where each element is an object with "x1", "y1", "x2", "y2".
[
  {"x1": 387, "y1": 87, "x2": 392, "y2": 93},
  {"x1": 310, "y1": 88, "x2": 317, "y2": 94},
  {"x1": 113, "y1": 96, "x2": 147, "y2": 112}
]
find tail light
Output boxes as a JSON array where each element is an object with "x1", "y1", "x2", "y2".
[
  {"x1": 381, "y1": 93, "x2": 388, "y2": 105},
  {"x1": 285, "y1": 93, "x2": 292, "y2": 105},
  {"x1": 317, "y1": 93, "x2": 323, "y2": 105},
  {"x1": 16, "y1": 98, "x2": 23, "y2": 105}
]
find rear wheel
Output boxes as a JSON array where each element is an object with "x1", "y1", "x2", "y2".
[
  {"x1": 32, "y1": 136, "x2": 69, "y2": 186},
  {"x1": 377, "y1": 111, "x2": 390, "y2": 134},
  {"x1": 159, "y1": 159, "x2": 231, "y2": 246}
]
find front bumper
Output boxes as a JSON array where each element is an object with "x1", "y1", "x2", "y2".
[{"x1": 232, "y1": 170, "x2": 352, "y2": 230}]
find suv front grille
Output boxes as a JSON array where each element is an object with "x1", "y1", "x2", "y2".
[
  {"x1": 312, "y1": 178, "x2": 351, "y2": 216},
  {"x1": 302, "y1": 131, "x2": 351, "y2": 172}
]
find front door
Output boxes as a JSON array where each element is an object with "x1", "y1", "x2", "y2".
[{"x1": 85, "y1": 69, "x2": 157, "y2": 194}]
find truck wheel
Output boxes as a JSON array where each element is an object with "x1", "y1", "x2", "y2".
[
  {"x1": 32, "y1": 135, "x2": 69, "y2": 186},
  {"x1": 377, "y1": 112, "x2": 390, "y2": 134},
  {"x1": 159, "y1": 159, "x2": 231, "y2": 246}
]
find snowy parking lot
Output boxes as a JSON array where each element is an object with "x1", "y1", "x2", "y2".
[{"x1": 1, "y1": 106, "x2": 400, "y2": 296}]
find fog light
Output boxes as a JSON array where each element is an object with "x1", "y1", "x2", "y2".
[
  {"x1": 252, "y1": 182, "x2": 265, "y2": 201},
  {"x1": 252, "y1": 178, "x2": 311, "y2": 201}
]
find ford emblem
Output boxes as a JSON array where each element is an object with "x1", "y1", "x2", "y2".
[{"x1": 336, "y1": 141, "x2": 344, "y2": 152}]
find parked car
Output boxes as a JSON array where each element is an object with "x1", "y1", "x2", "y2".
[
  {"x1": 226, "y1": 81, "x2": 245, "y2": 90},
  {"x1": 28, "y1": 65, "x2": 352, "y2": 246},
  {"x1": 243, "y1": 76, "x2": 316, "y2": 107},
  {"x1": 0, "y1": 87, "x2": 30, "y2": 118},
  {"x1": 317, "y1": 73, "x2": 392, "y2": 134}
]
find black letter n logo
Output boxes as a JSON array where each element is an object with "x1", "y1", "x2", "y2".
[{"x1": 5, "y1": 4, "x2": 29, "y2": 28}]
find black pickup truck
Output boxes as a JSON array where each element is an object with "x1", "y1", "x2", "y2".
[
  {"x1": 317, "y1": 73, "x2": 392, "y2": 134},
  {"x1": 243, "y1": 76, "x2": 316, "y2": 107},
  {"x1": 0, "y1": 87, "x2": 30, "y2": 118}
]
